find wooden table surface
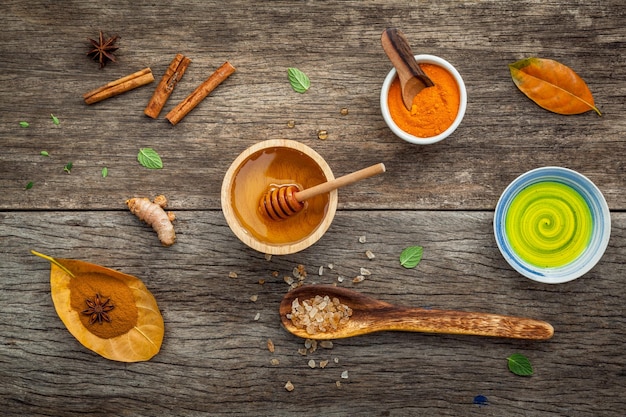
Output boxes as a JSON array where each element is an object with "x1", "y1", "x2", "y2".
[{"x1": 1, "y1": 1, "x2": 625, "y2": 415}]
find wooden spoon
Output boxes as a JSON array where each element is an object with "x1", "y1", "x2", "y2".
[
  {"x1": 280, "y1": 285, "x2": 554, "y2": 340},
  {"x1": 381, "y1": 27, "x2": 435, "y2": 111},
  {"x1": 259, "y1": 163, "x2": 386, "y2": 221}
]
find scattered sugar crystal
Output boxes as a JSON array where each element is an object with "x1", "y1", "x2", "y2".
[
  {"x1": 250, "y1": 294, "x2": 258, "y2": 302},
  {"x1": 365, "y1": 250, "x2": 375, "y2": 260},
  {"x1": 271, "y1": 271, "x2": 279, "y2": 278},
  {"x1": 334, "y1": 357, "x2": 339, "y2": 363},
  {"x1": 285, "y1": 381, "x2": 294, "y2": 391},
  {"x1": 308, "y1": 359, "x2": 316, "y2": 369},
  {"x1": 296, "y1": 264, "x2": 307, "y2": 278},
  {"x1": 318, "y1": 266, "x2": 324, "y2": 276},
  {"x1": 358, "y1": 235, "x2": 367, "y2": 243},
  {"x1": 360, "y1": 267, "x2": 371, "y2": 276},
  {"x1": 341, "y1": 370, "x2": 349, "y2": 379},
  {"x1": 336, "y1": 381, "x2": 342, "y2": 388},
  {"x1": 328, "y1": 263, "x2": 334, "y2": 270},
  {"x1": 320, "y1": 341, "x2": 333, "y2": 349},
  {"x1": 340, "y1": 108, "x2": 349, "y2": 116},
  {"x1": 258, "y1": 279, "x2": 266, "y2": 285},
  {"x1": 265, "y1": 253, "x2": 272, "y2": 261},
  {"x1": 267, "y1": 339, "x2": 275, "y2": 353},
  {"x1": 284, "y1": 275, "x2": 294, "y2": 285},
  {"x1": 228, "y1": 271, "x2": 238, "y2": 278},
  {"x1": 337, "y1": 276, "x2": 345, "y2": 283},
  {"x1": 317, "y1": 129, "x2": 328, "y2": 140},
  {"x1": 320, "y1": 360, "x2": 329, "y2": 368},
  {"x1": 297, "y1": 348, "x2": 308, "y2": 356},
  {"x1": 270, "y1": 358, "x2": 280, "y2": 365},
  {"x1": 253, "y1": 312, "x2": 260, "y2": 321},
  {"x1": 353, "y1": 275, "x2": 365, "y2": 283},
  {"x1": 287, "y1": 120, "x2": 296, "y2": 128}
]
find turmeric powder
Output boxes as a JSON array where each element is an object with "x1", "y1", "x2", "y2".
[
  {"x1": 388, "y1": 63, "x2": 460, "y2": 138},
  {"x1": 126, "y1": 195, "x2": 176, "y2": 246}
]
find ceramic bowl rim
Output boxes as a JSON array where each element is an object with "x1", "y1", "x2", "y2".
[
  {"x1": 493, "y1": 166, "x2": 611, "y2": 284},
  {"x1": 380, "y1": 54, "x2": 467, "y2": 145}
]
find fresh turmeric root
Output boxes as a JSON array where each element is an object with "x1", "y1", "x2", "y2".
[{"x1": 126, "y1": 195, "x2": 176, "y2": 246}]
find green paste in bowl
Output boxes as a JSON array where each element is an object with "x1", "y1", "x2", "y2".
[{"x1": 505, "y1": 181, "x2": 593, "y2": 268}]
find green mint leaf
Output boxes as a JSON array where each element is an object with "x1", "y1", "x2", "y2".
[
  {"x1": 507, "y1": 353, "x2": 533, "y2": 376},
  {"x1": 19, "y1": 121, "x2": 30, "y2": 128},
  {"x1": 400, "y1": 246, "x2": 423, "y2": 268},
  {"x1": 25, "y1": 181, "x2": 34, "y2": 190},
  {"x1": 40, "y1": 151, "x2": 49, "y2": 157},
  {"x1": 64, "y1": 162, "x2": 73, "y2": 174},
  {"x1": 51, "y1": 114, "x2": 60, "y2": 125},
  {"x1": 101, "y1": 167, "x2": 108, "y2": 178},
  {"x1": 137, "y1": 148, "x2": 163, "y2": 169},
  {"x1": 288, "y1": 67, "x2": 310, "y2": 93}
]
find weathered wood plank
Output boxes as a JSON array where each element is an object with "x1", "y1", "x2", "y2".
[
  {"x1": 1, "y1": 210, "x2": 624, "y2": 416},
  {"x1": 1, "y1": 0, "x2": 624, "y2": 210},
  {"x1": 1, "y1": 1, "x2": 625, "y2": 416}
]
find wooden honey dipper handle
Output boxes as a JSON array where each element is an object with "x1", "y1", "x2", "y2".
[{"x1": 295, "y1": 163, "x2": 386, "y2": 202}]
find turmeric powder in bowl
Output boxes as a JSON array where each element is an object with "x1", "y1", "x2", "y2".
[{"x1": 380, "y1": 54, "x2": 467, "y2": 145}]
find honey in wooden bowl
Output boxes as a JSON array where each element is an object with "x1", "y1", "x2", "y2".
[{"x1": 221, "y1": 139, "x2": 338, "y2": 255}]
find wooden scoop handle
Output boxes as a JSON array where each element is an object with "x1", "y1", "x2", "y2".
[
  {"x1": 295, "y1": 163, "x2": 386, "y2": 202},
  {"x1": 370, "y1": 307, "x2": 554, "y2": 340},
  {"x1": 381, "y1": 28, "x2": 434, "y2": 110}
]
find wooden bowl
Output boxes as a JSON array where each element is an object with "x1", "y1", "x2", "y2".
[{"x1": 221, "y1": 139, "x2": 338, "y2": 255}]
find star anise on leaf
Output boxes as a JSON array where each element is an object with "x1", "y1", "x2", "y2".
[
  {"x1": 87, "y1": 31, "x2": 119, "y2": 68},
  {"x1": 82, "y1": 293, "x2": 114, "y2": 324}
]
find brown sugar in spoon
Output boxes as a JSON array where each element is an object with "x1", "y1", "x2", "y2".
[
  {"x1": 259, "y1": 163, "x2": 385, "y2": 221},
  {"x1": 280, "y1": 285, "x2": 554, "y2": 341},
  {"x1": 381, "y1": 27, "x2": 435, "y2": 110}
]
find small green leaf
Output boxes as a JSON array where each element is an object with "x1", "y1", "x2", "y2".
[
  {"x1": 101, "y1": 167, "x2": 108, "y2": 178},
  {"x1": 507, "y1": 353, "x2": 533, "y2": 376},
  {"x1": 19, "y1": 121, "x2": 30, "y2": 128},
  {"x1": 40, "y1": 151, "x2": 49, "y2": 157},
  {"x1": 137, "y1": 148, "x2": 163, "y2": 169},
  {"x1": 400, "y1": 246, "x2": 423, "y2": 268},
  {"x1": 51, "y1": 114, "x2": 60, "y2": 125},
  {"x1": 25, "y1": 181, "x2": 34, "y2": 190},
  {"x1": 64, "y1": 162, "x2": 73, "y2": 174},
  {"x1": 288, "y1": 67, "x2": 310, "y2": 93}
]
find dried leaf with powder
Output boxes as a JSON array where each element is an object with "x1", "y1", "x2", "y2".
[{"x1": 31, "y1": 251, "x2": 164, "y2": 362}]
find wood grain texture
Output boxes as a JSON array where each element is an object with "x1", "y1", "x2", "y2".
[
  {"x1": 1, "y1": 0, "x2": 624, "y2": 210},
  {"x1": 1, "y1": 0, "x2": 625, "y2": 416},
  {"x1": 1, "y1": 211, "x2": 625, "y2": 416}
]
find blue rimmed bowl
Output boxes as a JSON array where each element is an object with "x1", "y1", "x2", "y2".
[{"x1": 494, "y1": 167, "x2": 611, "y2": 284}]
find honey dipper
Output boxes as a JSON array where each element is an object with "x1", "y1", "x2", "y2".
[{"x1": 259, "y1": 163, "x2": 386, "y2": 221}]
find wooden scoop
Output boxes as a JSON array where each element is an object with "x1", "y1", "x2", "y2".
[
  {"x1": 381, "y1": 28, "x2": 435, "y2": 110},
  {"x1": 259, "y1": 163, "x2": 385, "y2": 221},
  {"x1": 280, "y1": 285, "x2": 554, "y2": 340}
]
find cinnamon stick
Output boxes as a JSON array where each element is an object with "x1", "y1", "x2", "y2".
[
  {"x1": 144, "y1": 54, "x2": 191, "y2": 119},
  {"x1": 83, "y1": 68, "x2": 154, "y2": 105},
  {"x1": 165, "y1": 61, "x2": 236, "y2": 125}
]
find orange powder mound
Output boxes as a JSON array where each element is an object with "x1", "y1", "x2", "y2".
[{"x1": 387, "y1": 63, "x2": 460, "y2": 138}]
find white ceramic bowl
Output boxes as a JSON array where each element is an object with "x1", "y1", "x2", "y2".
[
  {"x1": 380, "y1": 54, "x2": 467, "y2": 145},
  {"x1": 494, "y1": 167, "x2": 611, "y2": 284}
]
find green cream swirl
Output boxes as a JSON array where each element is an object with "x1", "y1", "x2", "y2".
[{"x1": 505, "y1": 181, "x2": 593, "y2": 268}]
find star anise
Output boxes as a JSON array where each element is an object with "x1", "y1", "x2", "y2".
[
  {"x1": 87, "y1": 31, "x2": 119, "y2": 68},
  {"x1": 82, "y1": 293, "x2": 114, "y2": 324}
]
